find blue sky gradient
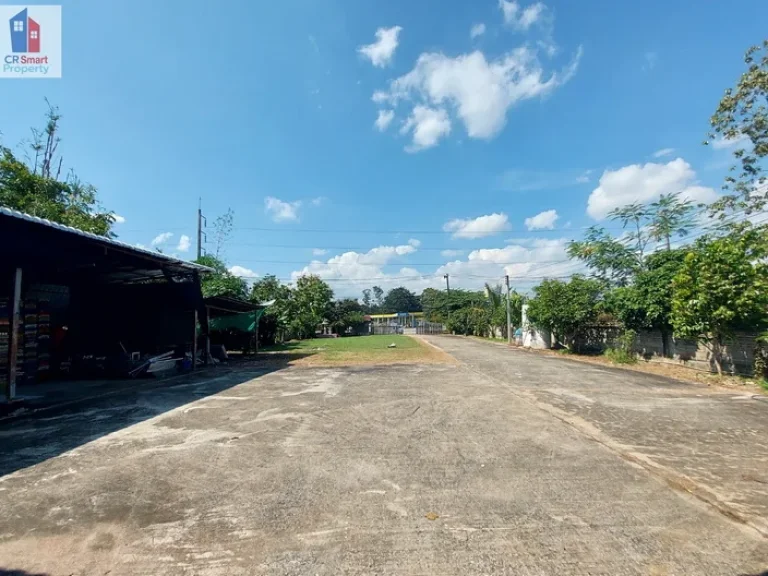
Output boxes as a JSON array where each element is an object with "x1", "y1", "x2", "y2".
[{"x1": 2, "y1": 0, "x2": 766, "y2": 296}]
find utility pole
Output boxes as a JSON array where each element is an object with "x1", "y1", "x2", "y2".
[
  {"x1": 504, "y1": 274, "x2": 512, "y2": 345},
  {"x1": 196, "y1": 198, "x2": 206, "y2": 260},
  {"x1": 443, "y1": 273, "x2": 450, "y2": 293}
]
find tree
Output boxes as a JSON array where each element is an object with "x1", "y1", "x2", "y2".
[
  {"x1": 372, "y1": 286, "x2": 384, "y2": 308},
  {"x1": 290, "y1": 275, "x2": 334, "y2": 339},
  {"x1": 708, "y1": 40, "x2": 768, "y2": 215},
  {"x1": 251, "y1": 274, "x2": 292, "y2": 345},
  {"x1": 361, "y1": 289, "x2": 373, "y2": 312},
  {"x1": 567, "y1": 226, "x2": 639, "y2": 286},
  {"x1": 484, "y1": 283, "x2": 506, "y2": 338},
  {"x1": 194, "y1": 255, "x2": 248, "y2": 299},
  {"x1": 609, "y1": 202, "x2": 648, "y2": 257},
  {"x1": 647, "y1": 193, "x2": 696, "y2": 251},
  {"x1": 212, "y1": 208, "x2": 234, "y2": 259},
  {"x1": 671, "y1": 228, "x2": 768, "y2": 374},
  {"x1": 0, "y1": 103, "x2": 114, "y2": 236},
  {"x1": 608, "y1": 249, "x2": 687, "y2": 356},
  {"x1": 327, "y1": 299, "x2": 366, "y2": 335},
  {"x1": 382, "y1": 287, "x2": 421, "y2": 313},
  {"x1": 526, "y1": 276, "x2": 604, "y2": 348}
]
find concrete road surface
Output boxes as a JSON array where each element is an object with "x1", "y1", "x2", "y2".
[{"x1": 0, "y1": 351, "x2": 766, "y2": 575}]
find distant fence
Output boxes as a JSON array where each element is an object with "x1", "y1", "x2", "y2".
[
  {"x1": 416, "y1": 322, "x2": 445, "y2": 335},
  {"x1": 372, "y1": 325, "x2": 403, "y2": 335}
]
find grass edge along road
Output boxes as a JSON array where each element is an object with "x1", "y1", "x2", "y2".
[{"x1": 261, "y1": 335, "x2": 456, "y2": 367}]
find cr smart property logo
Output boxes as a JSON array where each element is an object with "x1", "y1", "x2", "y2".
[{"x1": 1, "y1": 5, "x2": 61, "y2": 78}]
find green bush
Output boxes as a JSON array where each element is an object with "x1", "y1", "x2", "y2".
[{"x1": 604, "y1": 329, "x2": 638, "y2": 364}]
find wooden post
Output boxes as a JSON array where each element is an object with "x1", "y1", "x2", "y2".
[
  {"x1": 6, "y1": 267, "x2": 22, "y2": 401},
  {"x1": 204, "y1": 306, "x2": 211, "y2": 365},
  {"x1": 192, "y1": 308, "x2": 198, "y2": 371}
]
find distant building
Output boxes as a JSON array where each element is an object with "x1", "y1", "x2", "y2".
[{"x1": 369, "y1": 312, "x2": 424, "y2": 328}]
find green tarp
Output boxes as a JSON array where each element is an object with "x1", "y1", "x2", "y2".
[{"x1": 208, "y1": 310, "x2": 265, "y2": 333}]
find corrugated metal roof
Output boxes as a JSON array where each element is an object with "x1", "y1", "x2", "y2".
[{"x1": 0, "y1": 206, "x2": 213, "y2": 273}]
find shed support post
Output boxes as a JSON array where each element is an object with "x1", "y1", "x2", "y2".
[
  {"x1": 192, "y1": 308, "x2": 198, "y2": 371},
  {"x1": 6, "y1": 267, "x2": 22, "y2": 402},
  {"x1": 205, "y1": 306, "x2": 211, "y2": 366}
]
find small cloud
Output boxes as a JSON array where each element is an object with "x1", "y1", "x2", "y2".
[
  {"x1": 710, "y1": 133, "x2": 750, "y2": 150},
  {"x1": 265, "y1": 196, "x2": 302, "y2": 222},
  {"x1": 407, "y1": 238, "x2": 421, "y2": 248},
  {"x1": 575, "y1": 169, "x2": 593, "y2": 183},
  {"x1": 312, "y1": 248, "x2": 328, "y2": 256},
  {"x1": 441, "y1": 249, "x2": 464, "y2": 258},
  {"x1": 524, "y1": 209, "x2": 559, "y2": 230},
  {"x1": 310, "y1": 196, "x2": 326, "y2": 206},
  {"x1": 177, "y1": 234, "x2": 191, "y2": 252},
  {"x1": 470, "y1": 23, "x2": 486, "y2": 39},
  {"x1": 151, "y1": 232, "x2": 173, "y2": 246},
  {"x1": 375, "y1": 109, "x2": 395, "y2": 131},
  {"x1": 112, "y1": 214, "x2": 126, "y2": 224},
  {"x1": 229, "y1": 265, "x2": 257, "y2": 280},
  {"x1": 443, "y1": 213, "x2": 511, "y2": 239},
  {"x1": 499, "y1": 0, "x2": 547, "y2": 30},
  {"x1": 653, "y1": 147, "x2": 675, "y2": 158},
  {"x1": 358, "y1": 26, "x2": 402, "y2": 67},
  {"x1": 401, "y1": 106, "x2": 452, "y2": 152},
  {"x1": 643, "y1": 51, "x2": 658, "y2": 71}
]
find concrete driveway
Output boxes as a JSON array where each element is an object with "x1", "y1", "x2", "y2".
[{"x1": 0, "y1": 351, "x2": 766, "y2": 575}]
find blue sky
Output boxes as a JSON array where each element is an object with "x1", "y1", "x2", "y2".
[{"x1": 2, "y1": 0, "x2": 765, "y2": 297}]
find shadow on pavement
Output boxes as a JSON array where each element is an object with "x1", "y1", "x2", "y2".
[
  {"x1": 0, "y1": 353, "x2": 298, "y2": 479},
  {"x1": 0, "y1": 570, "x2": 50, "y2": 576}
]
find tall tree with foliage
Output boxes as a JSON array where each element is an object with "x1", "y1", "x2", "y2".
[
  {"x1": 707, "y1": 40, "x2": 768, "y2": 216},
  {"x1": 382, "y1": 287, "x2": 421, "y2": 313},
  {"x1": 609, "y1": 202, "x2": 648, "y2": 257},
  {"x1": 526, "y1": 276, "x2": 604, "y2": 348},
  {"x1": 671, "y1": 228, "x2": 768, "y2": 374},
  {"x1": 251, "y1": 274, "x2": 293, "y2": 345},
  {"x1": 327, "y1": 299, "x2": 366, "y2": 335},
  {"x1": 647, "y1": 193, "x2": 696, "y2": 250},
  {"x1": 372, "y1": 286, "x2": 384, "y2": 309},
  {"x1": 608, "y1": 249, "x2": 687, "y2": 355},
  {"x1": 211, "y1": 208, "x2": 235, "y2": 259},
  {"x1": 194, "y1": 255, "x2": 249, "y2": 299},
  {"x1": 290, "y1": 275, "x2": 334, "y2": 339},
  {"x1": 1, "y1": 103, "x2": 114, "y2": 235},
  {"x1": 567, "y1": 226, "x2": 640, "y2": 286}
]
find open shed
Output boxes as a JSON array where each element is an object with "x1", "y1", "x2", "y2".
[{"x1": 0, "y1": 207, "x2": 213, "y2": 403}]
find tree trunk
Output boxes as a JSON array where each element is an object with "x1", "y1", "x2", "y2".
[{"x1": 712, "y1": 338, "x2": 723, "y2": 376}]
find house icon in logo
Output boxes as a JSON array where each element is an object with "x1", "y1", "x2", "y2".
[{"x1": 9, "y1": 8, "x2": 40, "y2": 53}]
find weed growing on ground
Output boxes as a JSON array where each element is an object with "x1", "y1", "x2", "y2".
[
  {"x1": 759, "y1": 378, "x2": 768, "y2": 392},
  {"x1": 604, "y1": 347, "x2": 637, "y2": 364}
]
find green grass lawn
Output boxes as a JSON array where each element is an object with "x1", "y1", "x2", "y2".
[{"x1": 261, "y1": 335, "x2": 448, "y2": 366}]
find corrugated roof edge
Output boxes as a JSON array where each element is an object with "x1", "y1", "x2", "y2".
[{"x1": 0, "y1": 206, "x2": 214, "y2": 273}]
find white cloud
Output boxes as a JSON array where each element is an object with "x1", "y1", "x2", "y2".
[
  {"x1": 441, "y1": 249, "x2": 465, "y2": 258},
  {"x1": 711, "y1": 133, "x2": 750, "y2": 150},
  {"x1": 401, "y1": 105, "x2": 452, "y2": 151},
  {"x1": 374, "y1": 109, "x2": 395, "y2": 131},
  {"x1": 176, "y1": 234, "x2": 191, "y2": 252},
  {"x1": 408, "y1": 238, "x2": 421, "y2": 247},
  {"x1": 470, "y1": 23, "x2": 486, "y2": 39},
  {"x1": 443, "y1": 213, "x2": 511, "y2": 239},
  {"x1": 229, "y1": 265, "x2": 257, "y2": 280},
  {"x1": 524, "y1": 209, "x2": 559, "y2": 230},
  {"x1": 499, "y1": 0, "x2": 547, "y2": 30},
  {"x1": 587, "y1": 158, "x2": 718, "y2": 220},
  {"x1": 265, "y1": 196, "x2": 302, "y2": 222},
  {"x1": 575, "y1": 170, "x2": 593, "y2": 183},
  {"x1": 643, "y1": 51, "x2": 658, "y2": 71},
  {"x1": 436, "y1": 237, "x2": 582, "y2": 293},
  {"x1": 374, "y1": 44, "x2": 581, "y2": 148},
  {"x1": 310, "y1": 196, "x2": 326, "y2": 206},
  {"x1": 653, "y1": 148, "x2": 675, "y2": 158},
  {"x1": 151, "y1": 232, "x2": 173, "y2": 246},
  {"x1": 312, "y1": 248, "x2": 328, "y2": 256},
  {"x1": 291, "y1": 243, "x2": 423, "y2": 296},
  {"x1": 358, "y1": 26, "x2": 402, "y2": 67},
  {"x1": 112, "y1": 214, "x2": 126, "y2": 224}
]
